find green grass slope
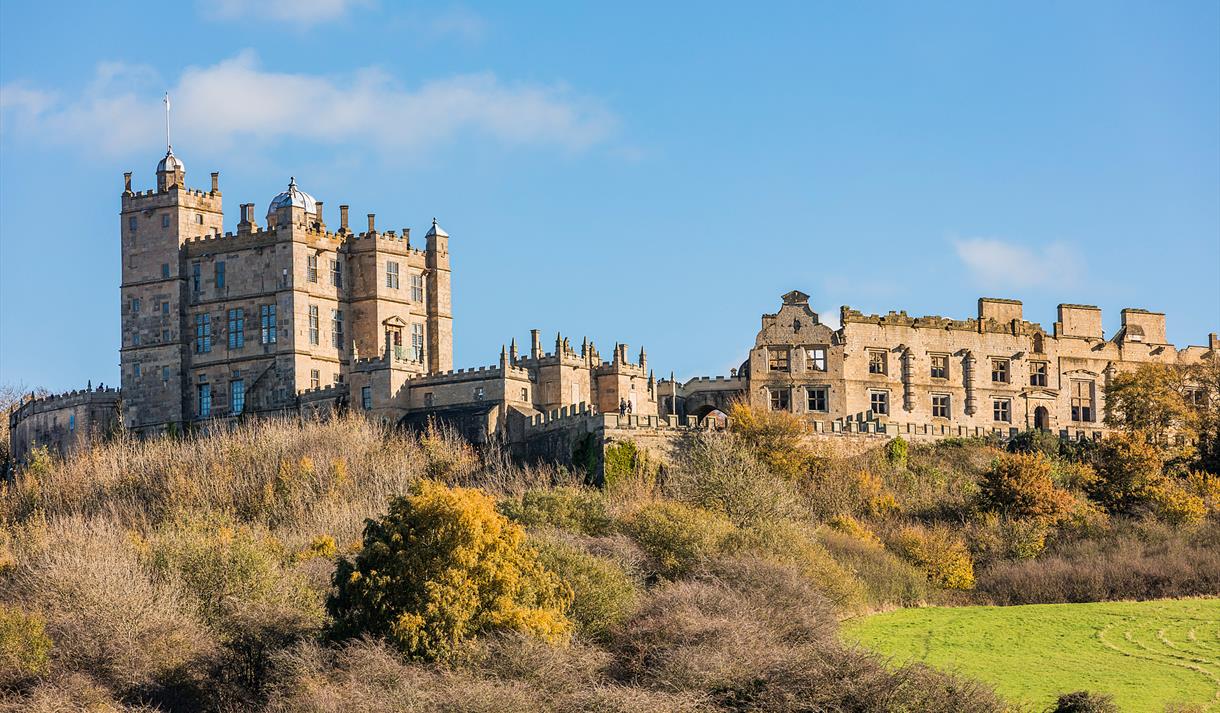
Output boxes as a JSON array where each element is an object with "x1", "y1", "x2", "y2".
[{"x1": 843, "y1": 599, "x2": 1220, "y2": 713}]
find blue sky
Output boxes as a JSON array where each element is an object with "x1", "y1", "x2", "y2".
[{"x1": 2, "y1": 1, "x2": 1217, "y2": 391}]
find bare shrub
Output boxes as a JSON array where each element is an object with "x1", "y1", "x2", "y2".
[
  {"x1": 666, "y1": 430, "x2": 803, "y2": 526},
  {"x1": 611, "y1": 556, "x2": 838, "y2": 691},
  {"x1": 977, "y1": 521, "x2": 1220, "y2": 604},
  {"x1": 3, "y1": 517, "x2": 216, "y2": 695}
]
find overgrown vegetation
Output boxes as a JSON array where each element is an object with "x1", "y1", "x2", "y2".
[{"x1": 1, "y1": 358, "x2": 1216, "y2": 710}]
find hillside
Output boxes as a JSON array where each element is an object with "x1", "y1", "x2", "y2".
[{"x1": 1, "y1": 406, "x2": 1218, "y2": 711}]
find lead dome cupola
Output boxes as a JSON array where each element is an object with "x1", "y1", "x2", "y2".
[
  {"x1": 267, "y1": 177, "x2": 317, "y2": 219},
  {"x1": 157, "y1": 148, "x2": 185, "y2": 173}
]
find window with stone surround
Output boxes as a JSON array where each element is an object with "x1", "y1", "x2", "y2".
[
  {"x1": 260, "y1": 304, "x2": 277, "y2": 344},
  {"x1": 194, "y1": 313, "x2": 211, "y2": 354},
  {"x1": 308, "y1": 306, "x2": 319, "y2": 345},
  {"x1": 806, "y1": 386, "x2": 828, "y2": 412},
  {"x1": 386, "y1": 261, "x2": 400, "y2": 289},
  {"x1": 330, "y1": 259, "x2": 342, "y2": 288},
  {"x1": 805, "y1": 347, "x2": 827, "y2": 371},
  {"x1": 1030, "y1": 362, "x2": 1048, "y2": 387},
  {"x1": 227, "y1": 308, "x2": 244, "y2": 349},
  {"x1": 197, "y1": 383, "x2": 212, "y2": 418},
  {"x1": 991, "y1": 358, "x2": 1010, "y2": 384},
  {"x1": 768, "y1": 347, "x2": 790, "y2": 372},
  {"x1": 411, "y1": 323, "x2": 425, "y2": 361},
  {"x1": 307, "y1": 255, "x2": 318, "y2": 283},
  {"x1": 870, "y1": 390, "x2": 889, "y2": 416},
  {"x1": 930, "y1": 354, "x2": 949, "y2": 380},
  {"x1": 769, "y1": 387, "x2": 790, "y2": 411},
  {"x1": 932, "y1": 393, "x2": 951, "y2": 419},
  {"x1": 868, "y1": 350, "x2": 887, "y2": 375},
  {"x1": 231, "y1": 379, "x2": 245, "y2": 415},
  {"x1": 362, "y1": 386, "x2": 372, "y2": 410},
  {"x1": 411, "y1": 273, "x2": 424, "y2": 301},
  {"x1": 332, "y1": 310, "x2": 344, "y2": 349},
  {"x1": 424, "y1": 392, "x2": 435, "y2": 407},
  {"x1": 993, "y1": 398, "x2": 1011, "y2": 422},
  {"x1": 215, "y1": 261, "x2": 226, "y2": 289},
  {"x1": 1071, "y1": 380, "x2": 1095, "y2": 422},
  {"x1": 310, "y1": 369, "x2": 320, "y2": 389}
]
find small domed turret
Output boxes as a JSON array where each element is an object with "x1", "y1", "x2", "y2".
[
  {"x1": 157, "y1": 149, "x2": 185, "y2": 174},
  {"x1": 267, "y1": 177, "x2": 318, "y2": 220},
  {"x1": 155, "y1": 148, "x2": 186, "y2": 191}
]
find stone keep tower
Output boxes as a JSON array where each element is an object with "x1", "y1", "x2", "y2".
[{"x1": 119, "y1": 149, "x2": 223, "y2": 431}]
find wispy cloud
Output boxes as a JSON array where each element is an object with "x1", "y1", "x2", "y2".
[
  {"x1": 0, "y1": 51, "x2": 617, "y2": 157},
  {"x1": 200, "y1": 0, "x2": 372, "y2": 27},
  {"x1": 420, "y1": 7, "x2": 489, "y2": 43},
  {"x1": 953, "y1": 237, "x2": 1083, "y2": 289}
]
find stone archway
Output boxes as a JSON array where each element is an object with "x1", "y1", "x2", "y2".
[{"x1": 1034, "y1": 405, "x2": 1050, "y2": 431}]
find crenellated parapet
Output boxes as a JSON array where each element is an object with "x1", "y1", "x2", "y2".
[{"x1": 8, "y1": 386, "x2": 121, "y2": 429}]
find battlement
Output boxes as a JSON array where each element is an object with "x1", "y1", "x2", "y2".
[
  {"x1": 8, "y1": 386, "x2": 121, "y2": 428},
  {"x1": 840, "y1": 305, "x2": 1049, "y2": 335},
  {"x1": 523, "y1": 402, "x2": 708, "y2": 433},
  {"x1": 401, "y1": 363, "x2": 532, "y2": 387},
  {"x1": 297, "y1": 383, "x2": 349, "y2": 403}
]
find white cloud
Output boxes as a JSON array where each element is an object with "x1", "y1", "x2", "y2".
[
  {"x1": 201, "y1": 0, "x2": 372, "y2": 27},
  {"x1": 953, "y1": 237, "x2": 1083, "y2": 289},
  {"x1": 0, "y1": 51, "x2": 617, "y2": 157}
]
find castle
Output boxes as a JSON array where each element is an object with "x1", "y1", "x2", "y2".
[
  {"x1": 7, "y1": 146, "x2": 1218, "y2": 468},
  {"x1": 8, "y1": 146, "x2": 661, "y2": 465}
]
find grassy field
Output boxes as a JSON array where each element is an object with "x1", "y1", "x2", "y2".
[{"x1": 843, "y1": 599, "x2": 1220, "y2": 712}]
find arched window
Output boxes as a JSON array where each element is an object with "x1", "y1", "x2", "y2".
[{"x1": 1032, "y1": 333, "x2": 1045, "y2": 354}]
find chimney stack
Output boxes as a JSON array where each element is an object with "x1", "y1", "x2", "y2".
[
  {"x1": 315, "y1": 201, "x2": 324, "y2": 226},
  {"x1": 210, "y1": 172, "x2": 219, "y2": 193},
  {"x1": 530, "y1": 329, "x2": 541, "y2": 359},
  {"x1": 123, "y1": 172, "x2": 132, "y2": 193},
  {"x1": 339, "y1": 205, "x2": 349, "y2": 232},
  {"x1": 367, "y1": 213, "x2": 376, "y2": 233}
]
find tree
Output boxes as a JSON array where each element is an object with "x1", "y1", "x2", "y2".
[
  {"x1": 327, "y1": 481, "x2": 573, "y2": 661},
  {"x1": 1188, "y1": 356, "x2": 1220, "y2": 475},
  {"x1": 980, "y1": 452, "x2": 1073, "y2": 524},
  {"x1": 727, "y1": 401, "x2": 812, "y2": 480},
  {"x1": 1104, "y1": 363, "x2": 1196, "y2": 447}
]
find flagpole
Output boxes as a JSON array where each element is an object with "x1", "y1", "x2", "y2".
[{"x1": 163, "y1": 92, "x2": 171, "y2": 152}]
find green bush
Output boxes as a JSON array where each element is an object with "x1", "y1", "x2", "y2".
[
  {"x1": 0, "y1": 604, "x2": 52, "y2": 686},
  {"x1": 603, "y1": 440, "x2": 651, "y2": 491},
  {"x1": 534, "y1": 536, "x2": 639, "y2": 641},
  {"x1": 885, "y1": 437, "x2": 909, "y2": 469},
  {"x1": 498, "y1": 486, "x2": 614, "y2": 536},
  {"x1": 891, "y1": 525, "x2": 976, "y2": 590},
  {"x1": 617, "y1": 501, "x2": 736, "y2": 579},
  {"x1": 327, "y1": 481, "x2": 573, "y2": 661}
]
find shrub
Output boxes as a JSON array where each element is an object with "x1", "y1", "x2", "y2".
[
  {"x1": 603, "y1": 440, "x2": 653, "y2": 492},
  {"x1": 727, "y1": 519, "x2": 867, "y2": 611},
  {"x1": 327, "y1": 481, "x2": 573, "y2": 661},
  {"x1": 1091, "y1": 430, "x2": 1166, "y2": 512},
  {"x1": 827, "y1": 513, "x2": 882, "y2": 546},
  {"x1": 969, "y1": 513, "x2": 1052, "y2": 564},
  {"x1": 0, "y1": 603, "x2": 52, "y2": 687},
  {"x1": 891, "y1": 525, "x2": 976, "y2": 590},
  {"x1": 977, "y1": 521, "x2": 1220, "y2": 604},
  {"x1": 818, "y1": 530, "x2": 930, "y2": 607},
  {"x1": 534, "y1": 536, "x2": 639, "y2": 641},
  {"x1": 5, "y1": 517, "x2": 215, "y2": 694},
  {"x1": 885, "y1": 436, "x2": 909, "y2": 468},
  {"x1": 1007, "y1": 429, "x2": 1063, "y2": 458},
  {"x1": 1050, "y1": 690, "x2": 1120, "y2": 713},
  {"x1": 145, "y1": 513, "x2": 323, "y2": 631},
  {"x1": 1146, "y1": 478, "x2": 1207, "y2": 527},
  {"x1": 616, "y1": 501, "x2": 736, "y2": 579},
  {"x1": 980, "y1": 452, "x2": 1074, "y2": 523},
  {"x1": 1185, "y1": 470, "x2": 1220, "y2": 514},
  {"x1": 498, "y1": 486, "x2": 614, "y2": 536},
  {"x1": 726, "y1": 402, "x2": 812, "y2": 480},
  {"x1": 665, "y1": 430, "x2": 802, "y2": 526},
  {"x1": 803, "y1": 466, "x2": 900, "y2": 520}
]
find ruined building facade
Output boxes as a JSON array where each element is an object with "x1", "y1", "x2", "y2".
[{"x1": 667, "y1": 291, "x2": 1217, "y2": 440}]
